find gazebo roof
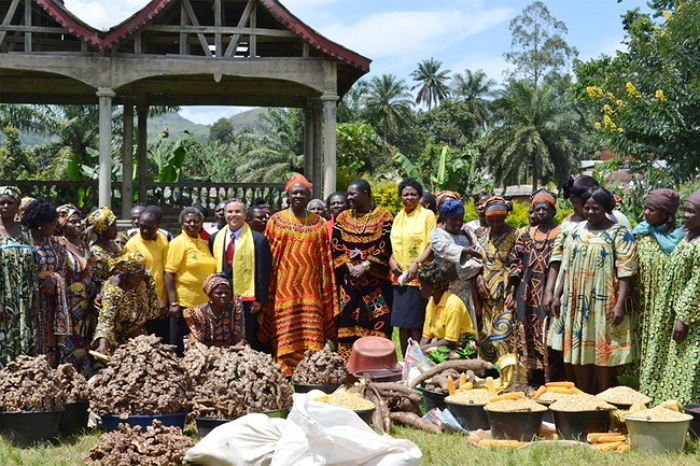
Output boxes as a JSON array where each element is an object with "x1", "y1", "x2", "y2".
[
  {"x1": 1, "y1": 0, "x2": 370, "y2": 104},
  {"x1": 33, "y1": 0, "x2": 369, "y2": 71}
]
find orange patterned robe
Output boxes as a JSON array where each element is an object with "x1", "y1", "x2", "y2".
[{"x1": 264, "y1": 209, "x2": 338, "y2": 375}]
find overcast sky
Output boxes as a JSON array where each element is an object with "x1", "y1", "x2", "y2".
[{"x1": 64, "y1": 0, "x2": 648, "y2": 124}]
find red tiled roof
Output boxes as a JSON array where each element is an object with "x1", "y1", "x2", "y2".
[
  {"x1": 33, "y1": 0, "x2": 370, "y2": 72},
  {"x1": 35, "y1": 0, "x2": 102, "y2": 46}
]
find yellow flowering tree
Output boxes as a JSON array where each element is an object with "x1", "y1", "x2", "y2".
[{"x1": 572, "y1": 0, "x2": 700, "y2": 179}]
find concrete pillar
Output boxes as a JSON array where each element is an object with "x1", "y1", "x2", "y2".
[
  {"x1": 303, "y1": 102, "x2": 314, "y2": 182},
  {"x1": 96, "y1": 88, "x2": 115, "y2": 208},
  {"x1": 137, "y1": 105, "x2": 148, "y2": 205},
  {"x1": 321, "y1": 93, "x2": 339, "y2": 199},
  {"x1": 312, "y1": 99, "x2": 323, "y2": 199},
  {"x1": 122, "y1": 104, "x2": 134, "y2": 218}
]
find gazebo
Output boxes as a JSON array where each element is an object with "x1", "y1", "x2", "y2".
[{"x1": 0, "y1": 0, "x2": 370, "y2": 215}]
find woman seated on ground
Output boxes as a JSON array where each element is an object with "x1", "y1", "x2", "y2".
[
  {"x1": 92, "y1": 253, "x2": 160, "y2": 355},
  {"x1": 183, "y1": 274, "x2": 246, "y2": 349},
  {"x1": 419, "y1": 261, "x2": 475, "y2": 353}
]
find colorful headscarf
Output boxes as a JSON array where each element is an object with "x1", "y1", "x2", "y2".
[
  {"x1": 688, "y1": 189, "x2": 700, "y2": 210},
  {"x1": 530, "y1": 189, "x2": 556, "y2": 207},
  {"x1": 436, "y1": 190, "x2": 462, "y2": 207},
  {"x1": 109, "y1": 252, "x2": 145, "y2": 275},
  {"x1": 485, "y1": 196, "x2": 509, "y2": 217},
  {"x1": 56, "y1": 204, "x2": 80, "y2": 227},
  {"x1": 203, "y1": 273, "x2": 231, "y2": 296},
  {"x1": 417, "y1": 261, "x2": 452, "y2": 291},
  {"x1": 16, "y1": 196, "x2": 36, "y2": 223},
  {"x1": 85, "y1": 207, "x2": 116, "y2": 236},
  {"x1": 439, "y1": 199, "x2": 465, "y2": 218},
  {"x1": 285, "y1": 174, "x2": 312, "y2": 193},
  {"x1": 0, "y1": 186, "x2": 21, "y2": 200}
]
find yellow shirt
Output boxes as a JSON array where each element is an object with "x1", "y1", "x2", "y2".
[
  {"x1": 125, "y1": 231, "x2": 168, "y2": 303},
  {"x1": 390, "y1": 205, "x2": 436, "y2": 286},
  {"x1": 422, "y1": 291, "x2": 475, "y2": 342},
  {"x1": 164, "y1": 231, "x2": 217, "y2": 308}
]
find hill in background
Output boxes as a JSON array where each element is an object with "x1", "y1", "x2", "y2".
[{"x1": 15, "y1": 107, "x2": 272, "y2": 146}]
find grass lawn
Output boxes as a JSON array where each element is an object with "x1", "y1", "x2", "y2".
[{"x1": 1, "y1": 427, "x2": 699, "y2": 465}]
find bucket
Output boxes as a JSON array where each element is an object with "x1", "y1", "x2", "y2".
[
  {"x1": 684, "y1": 404, "x2": 700, "y2": 440},
  {"x1": 445, "y1": 401, "x2": 489, "y2": 431},
  {"x1": 486, "y1": 409, "x2": 545, "y2": 441},
  {"x1": 59, "y1": 401, "x2": 89, "y2": 437},
  {"x1": 195, "y1": 417, "x2": 233, "y2": 438},
  {"x1": 293, "y1": 382, "x2": 341, "y2": 394},
  {"x1": 418, "y1": 387, "x2": 447, "y2": 411},
  {"x1": 552, "y1": 409, "x2": 613, "y2": 440},
  {"x1": 100, "y1": 412, "x2": 187, "y2": 432},
  {"x1": 0, "y1": 410, "x2": 63, "y2": 446},
  {"x1": 624, "y1": 413, "x2": 692, "y2": 453}
]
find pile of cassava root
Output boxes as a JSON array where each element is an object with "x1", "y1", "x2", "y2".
[
  {"x1": 89, "y1": 335, "x2": 192, "y2": 415},
  {"x1": 84, "y1": 421, "x2": 194, "y2": 465},
  {"x1": 412, "y1": 359, "x2": 492, "y2": 394},
  {"x1": 0, "y1": 355, "x2": 66, "y2": 411},
  {"x1": 184, "y1": 343, "x2": 293, "y2": 419},
  {"x1": 350, "y1": 359, "x2": 494, "y2": 434},
  {"x1": 292, "y1": 346, "x2": 348, "y2": 385},
  {"x1": 54, "y1": 363, "x2": 89, "y2": 403}
]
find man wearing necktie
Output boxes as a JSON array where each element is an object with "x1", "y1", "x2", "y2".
[{"x1": 209, "y1": 199, "x2": 272, "y2": 352}]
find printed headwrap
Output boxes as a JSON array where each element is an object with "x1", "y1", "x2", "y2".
[
  {"x1": 203, "y1": 273, "x2": 231, "y2": 296},
  {"x1": 530, "y1": 189, "x2": 556, "y2": 207},
  {"x1": 0, "y1": 186, "x2": 21, "y2": 200},
  {"x1": 56, "y1": 204, "x2": 80, "y2": 227},
  {"x1": 109, "y1": 252, "x2": 145, "y2": 275},
  {"x1": 285, "y1": 174, "x2": 312, "y2": 193},
  {"x1": 439, "y1": 199, "x2": 465, "y2": 218},
  {"x1": 436, "y1": 190, "x2": 461, "y2": 207},
  {"x1": 15, "y1": 197, "x2": 36, "y2": 223},
  {"x1": 485, "y1": 196, "x2": 509, "y2": 217},
  {"x1": 84, "y1": 207, "x2": 116, "y2": 236},
  {"x1": 645, "y1": 189, "x2": 680, "y2": 215},
  {"x1": 688, "y1": 189, "x2": 700, "y2": 210}
]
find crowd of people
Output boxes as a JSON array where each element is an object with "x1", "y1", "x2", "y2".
[{"x1": 0, "y1": 173, "x2": 698, "y2": 404}]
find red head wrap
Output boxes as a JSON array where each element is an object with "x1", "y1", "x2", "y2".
[{"x1": 285, "y1": 174, "x2": 313, "y2": 193}]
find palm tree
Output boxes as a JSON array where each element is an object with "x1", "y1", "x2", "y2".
[
  {"x1": 451, "y1": 69, "x2": 496, "y2": 129},
  {"x1": 236, "y1": 108, "x2": 304, "y2": 182},
  {"x1": 411, "y1": 58, "x2": 451, "y2": 109},
  {"x1": 364, "y1": 74, "x2": 413, "y2": 141},
  {"x1": 483, "y1": 80, "x2": 580, "y2": 189}
]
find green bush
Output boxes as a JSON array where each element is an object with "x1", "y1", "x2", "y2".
[{"x1": 371, "y1": 180, "x2": 403, "y2": 214}]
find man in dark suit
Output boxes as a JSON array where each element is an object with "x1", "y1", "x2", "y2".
[{"x1": 209, "y1": 199, "x2": 272, "y2": 352}]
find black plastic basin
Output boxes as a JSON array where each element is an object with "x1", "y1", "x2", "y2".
[
  {"x1": 486, "y1": 409, "x2": 545, "y2": 441},
  {"x1": 552, "y1": 409, "x2": 613, "y2": 440},
  {"x1": 100, "y1": 412, "x2": 186, "y2": 432},
  {"x1": 684, "y1": 404, "x2": 700, "y2": 440},
  {"x1": 418, "y1": 387, "x2": 447, "y2": 411},
  {"x1": 59, "y1": 401, "x2": 89, "y2": 437},
  {"x1": 445, "y1": 401, "x2": 489, "y2": 431},
  {"x1": 0, "y1": 410, "x2": 63, "y2": 447},
  {"x1": 534, "y1": 399, "x2": 554, "y2": 424},
  {"x1": 293, "y1": 382, "x2": 342, "y2": 394},
  {"x1": 354, "y1": 408, "x2": 375, "y2": 426},
  {"x1": 196, "y1": 417, "x2": 234, "y2": 438}
]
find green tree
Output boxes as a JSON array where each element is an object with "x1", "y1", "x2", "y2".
[
  {"x1": 450, "y1": 69, "x2": 496, "y2": 129},
  {"x1": 483, "y1": 80, "x2": 580, "y2": 188},
  {"x1": 236, "y1": 108, "x2": 304, "y2": 182},
  {"x1": 417, "y1": 99, "x2": 478, "y2": 145},
  {"x1": 208, "y1": 117, "x2": 235, "y2": 144},
  {"x1": 573, "y1": 2, "x2": 700, "y2": 179},
  {"x1": 364, "y1": 74, "x2": 414, "y2": 142},
  {"x1": 504, "y1": 1, "x2": 577, "y2": 88},
  {"x1": 0, "y1": 125, "x2": 37, "y2": 179},
  {"x1": 410, "y1": 58, "x2": 451, "y2": 109},
  {"x1": 337, "y1": 81, "x2": 368, "y2": 123}
]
